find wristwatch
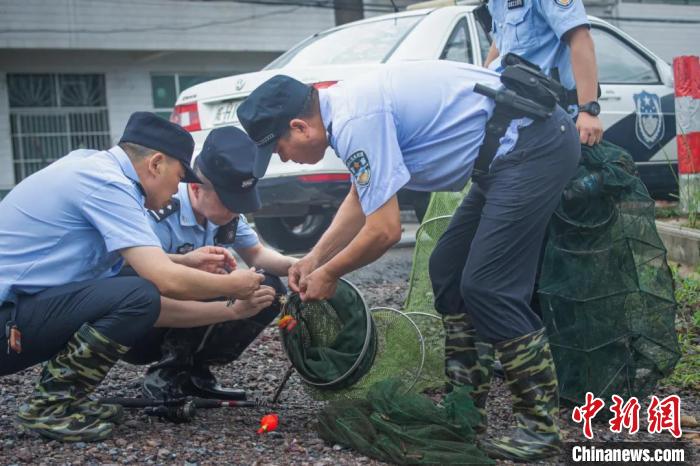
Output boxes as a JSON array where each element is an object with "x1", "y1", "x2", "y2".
[{"x1": 579, "y1": 101, "x2": 601, "y2": 117}]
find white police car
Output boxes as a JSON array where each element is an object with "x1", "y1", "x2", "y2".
[{"x1": 171, "y1": 3, "x2": 676, "y2": 251}]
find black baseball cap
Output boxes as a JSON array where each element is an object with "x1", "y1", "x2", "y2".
[
  {"x1": 236, "y1": 75, "x2": 312, "y2": 178},
  {"x1": 120, "y1": 111, "x2": 200, "y2": 183},
  {"x1": 195, "y1": 126, "x2": 261, "y2": 213}
]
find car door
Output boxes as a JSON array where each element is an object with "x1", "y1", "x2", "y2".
[
  {"x1": 439, "y1": 14, "x2": 479, "y2": 65},
  {"x1": 591, "y1": 25, "x2": 677, "y2": 196}
]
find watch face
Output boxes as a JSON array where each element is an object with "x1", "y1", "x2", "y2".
[{"x1": 582, "y1": 101, "x2": 601, "y2": 116}]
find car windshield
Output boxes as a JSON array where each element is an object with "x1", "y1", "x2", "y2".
[{"x1": 264, "y1": 15, "x2": 425, "y2": 70}]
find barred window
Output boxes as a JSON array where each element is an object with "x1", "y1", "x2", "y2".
[{"x1": 8, "y1": 74, "x2": 111, "y2": 182}]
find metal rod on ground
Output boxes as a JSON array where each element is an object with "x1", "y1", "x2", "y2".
[
  {"x1": 271, "y1": 365, "x2": 295, "y2": 404},
  {"x1": 100, "y1": 397, "x2": 257, "y2": 408}
]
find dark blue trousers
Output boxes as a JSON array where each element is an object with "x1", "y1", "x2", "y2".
[
  {"x1": 429, "y1": 106, "x2": 580, "y2": 343},
  {"x1": 0, "y1": 276, "x2": 161, "y2": 376},
  {"x1": 123, "y1": 274, "x2": 286, "y2": 366}
]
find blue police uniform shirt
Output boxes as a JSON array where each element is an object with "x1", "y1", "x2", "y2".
[
  {"x1": 319, "y1": 60, "x2": 530, "y2": 216},
  {"x1": 148, "y1": 183, "x2": 259, "y2": 254},
  {"x1": 0, "y1": 147, "x2": 162, "y2": 303},
  {"x1": 488, "y1": 0, "x2": 589, "y2": 91}
]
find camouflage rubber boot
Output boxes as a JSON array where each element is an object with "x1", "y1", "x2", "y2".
[
  {"x1": 16, "y1": 324, "x2": 129, "y2": 442},
  {"x1": 443, "y1": 313, "x2": 495, "y2": 434},
  {"x1": 479, "y1": 328, "x2": 562, "y2": 462}
]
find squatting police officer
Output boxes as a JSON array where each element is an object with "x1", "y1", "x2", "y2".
[
  {"x1": 124, "y1": 126, "x2": 297, "y2": 401},
  {"x1": 0, "y1": 112, "x2": 264, "y2": 442},
  {"x1": 237, "y1": 61, "x2": 579, "y2": 462},
  {"x1": 484, "y1": 0, "x2": 604, "y2": 145}
]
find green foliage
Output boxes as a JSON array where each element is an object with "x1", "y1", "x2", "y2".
[
  {"x1": 654, "y1": 205, "x2": 680, "y2": 219},
  {"x1": 661, "y1": 268, "x2": 700, "y2": 390}
]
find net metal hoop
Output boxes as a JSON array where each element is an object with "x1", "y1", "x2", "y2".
[
  {"x1": 370, "y1": 306, "x2": 426, "y2": 393},
  {"x1": 281, "y1": 277, "x2": 375, "y2": 388}
]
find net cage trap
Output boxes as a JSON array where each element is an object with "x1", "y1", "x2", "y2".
[
  {"x1": 274, "y1": 278, "x2": 430, "y2": 402},
  {"x1": 271, "y1": 141, "x2": 680, "y2": 412}
]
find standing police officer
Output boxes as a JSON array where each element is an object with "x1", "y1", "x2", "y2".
[
  {"x1": 0, "y1": 112, "x2": 264, "y2": 442},
  {"x1": 126, "y1": 126, "x2": 296, "y2": 401},
  {"x1": 484, "y1": 0, "x2": 604, "y2": 146},
  {"x1": 238, "y1": 61, "x2": 579, "y2": 461}
]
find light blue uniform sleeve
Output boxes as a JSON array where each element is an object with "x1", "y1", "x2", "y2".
[
  {"x1": 232, "y1": 215, "x2": 260, "y2": 250},
  {"x1": 335, "y1": 112, "x2": 410, "y2": 216},
  {"x1": 535, "y1": 0, "x2": 589, "y2": 40},
  {"x1": 81, "y1": 183, "x2": 162, "y2": 252},
  {"x1": 147, "y1": 216, "x2": 174, "y2": 252}
]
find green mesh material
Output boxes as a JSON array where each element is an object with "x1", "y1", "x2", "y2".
[
  {"x1": 374, "y1": 141, "x2": 679, "y2": 404},
  {"x1": 539, "y1": 141, "x2": 680, "y2": 405},
  {"x1": 402, "y1": 185, "x2": 472, "y2": 391},
  {"x1": 279, "y1": 279, "x2": 377, "y2": 389},
  {"x1": 307, "y1": 307, "x2": 425, "y2": 401},
  {"x1": 317, "y1": 379, "x2": 494, "y2": 465}
]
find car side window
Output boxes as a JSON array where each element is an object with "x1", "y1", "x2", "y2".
[
  {"x1": 591, "y1": 27, "x2": 660, "y2": 84},
  {"x1": 440, "y1": 18, "x2": 473, "y2": 64},
  {"x1": 475, "y1": 17, "x2": 492, "y2": 65}
]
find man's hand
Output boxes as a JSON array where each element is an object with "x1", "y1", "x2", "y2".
[
  {"x1": 288, "y1": 254, "x2": 319, "y2": 293},
  {"x1": 227, "y1": 268, "x2": 265, "y2": 300},
  {"x1": 182, "y1": 246, "x2": 237, "y2": 273},
  {"x1": 229, "y1": 285, "x2": 276, "y2": 319},
  {"x1": 299, "y1": 266, "x2": 338, "y2": 302},
  {"x1": 576, "y1": 112, "x2": 604, "y2": 146}
]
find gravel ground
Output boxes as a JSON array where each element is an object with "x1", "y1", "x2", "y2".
[{"x1": 1, "y1": 247, "x2": 697, "y2": 465}]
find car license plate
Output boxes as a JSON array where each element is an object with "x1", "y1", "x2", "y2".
[{"x1": 213, "y1": 100, "x2": 242, "y2": 125}]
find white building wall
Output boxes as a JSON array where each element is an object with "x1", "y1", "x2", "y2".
[
  {"x1": 0, "y1": 0, "x2": 333, "y2": 52},
  {"x1": 0, "y1": 49, "x2": 280, "y2": 189}
]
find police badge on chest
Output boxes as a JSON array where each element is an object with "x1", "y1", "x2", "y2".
[
  {"x1": 507, "y1": 0, "x2": 524, "y2": 9},
  {"x1": 176, "y1": 243, "x2": 194, "y2": 254}
]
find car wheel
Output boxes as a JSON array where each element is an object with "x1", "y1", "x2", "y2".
[{"x1": 254, "y1": 212, "x2": 334, "y2": 253}]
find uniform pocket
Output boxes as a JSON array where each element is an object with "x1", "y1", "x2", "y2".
[{"x1": 503, "y1": 4, "x2": 538, "y2": 49}]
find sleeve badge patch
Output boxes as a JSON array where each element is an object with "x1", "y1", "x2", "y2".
[
  {"x1": 554, "y1": 0, "x2": 574, "y2": 8},
  {"x1": 346, "y1": 150, "x2": 371, "y2": 186}
]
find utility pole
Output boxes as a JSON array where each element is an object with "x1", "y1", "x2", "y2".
[{"x1": 334, "y1": 0, "x2": 364, "y2": 26}]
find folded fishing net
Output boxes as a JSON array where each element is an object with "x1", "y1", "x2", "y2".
[{"x1": 317, "y1": 378, "x2": 494, "y2": 465}]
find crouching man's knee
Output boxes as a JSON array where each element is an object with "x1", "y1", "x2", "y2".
[{"x1": 93, "y1": 277, "x2": 161, "y2": 347}]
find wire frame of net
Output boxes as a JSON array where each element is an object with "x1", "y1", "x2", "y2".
[
  {"x1": 404, "y1": 185, "x2": 470, "y2": 315},
  {"x1": 307, "y1": 307, "x2": 426, "y2": 401},
  {"x1": 539, "y1": 143, "x2": 680, "y2": 405},
  {"x1": 279, "y1": 278, "x2": 375, "y2": 389},
  {"x1": 404, "y1": 312, "x2": 446, "y2": 393}
]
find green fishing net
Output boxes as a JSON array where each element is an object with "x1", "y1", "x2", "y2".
[
  {"x1": 279, "y1": 278, "x2": 377, "y2": 390},
  {"x1": 539, "y1": 140, "x2": 680, "y2": 405},
  {"x1": 317, "y1": 378, "x2": 494, "y2": 465}
]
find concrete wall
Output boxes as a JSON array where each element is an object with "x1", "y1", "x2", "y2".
[{"x1": 0, "y1": 0, "x2": 333, "y2": 52}]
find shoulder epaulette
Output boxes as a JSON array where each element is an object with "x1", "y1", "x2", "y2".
[
  {"x1": 215, "y1": 216, "x2": 240, "y2": 245},
  {"x1": 148, "y1": 198, "x2": 180, "y2": 222}
]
